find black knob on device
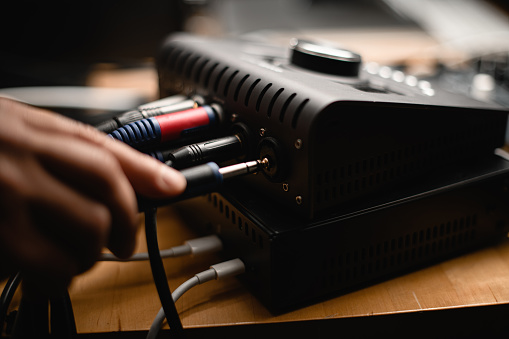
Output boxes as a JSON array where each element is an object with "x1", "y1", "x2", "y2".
[{"x1": 290, "y1": 39, "x2": 362, "y2": 77}]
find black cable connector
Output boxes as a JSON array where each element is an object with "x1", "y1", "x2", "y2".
[
  {"x1": 95, "y1": 95, "x2": 196, "y2": 134},
  {"x1": 148, "y1": 122, "x2": 254, "y2": 169},
  {"x1": 149, "y1": 134, "x2": 243, "y2": 169},
  {"x1": 137, "y1": 159, "x2": 268, "y2": 211}
]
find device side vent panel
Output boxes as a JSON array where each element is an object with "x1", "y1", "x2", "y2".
[
  {"x1": 206, "y1": 193, "x2": 265, "y2": 249},
  {"x1": 320, "y1": 215, "x2": 478, "y2": 290},
  {"x1": 314, "y1": 114, "x2": 507, "y2": 212}
]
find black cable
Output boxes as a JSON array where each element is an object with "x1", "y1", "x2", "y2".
[
  {"x1": 140, "y1": 160, "x2": 266, "y2": 336},
  {"x1": 50, "y1": 290, "x2": 77, "y2": 338},
  {"x1": 144, "y1": 207, "x2": 185, "y2": 338},
  {"x1": 10, "y1": 293, "x2": 49, "y2": 338},
  {"x1": 0, "y1": 272, "x2": 21, "y2": 334}
]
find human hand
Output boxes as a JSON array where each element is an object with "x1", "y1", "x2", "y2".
[{"x1": 0, "y1": 98, "x2": 187, "y2": 295}]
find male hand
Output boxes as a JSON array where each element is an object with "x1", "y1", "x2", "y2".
[{"x1": 0, "y1": 98, "x2": 187, "y2": 295}]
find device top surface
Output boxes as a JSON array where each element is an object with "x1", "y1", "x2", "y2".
[{"x1": 162, "y1": 33, "x2": 506, "y2": 112}]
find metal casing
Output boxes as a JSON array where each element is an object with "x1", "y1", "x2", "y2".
[{"x1": 158, "y1": 33, "x2": 508, "y2": 218}]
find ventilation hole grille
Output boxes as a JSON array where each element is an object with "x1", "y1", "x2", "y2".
[
  {"x1": 163, "y1": 46, "x2": 310, "y2": 128},
  {"x1": 206, "y1": 194, "x2": 264, "y2": 249},
  {"x1": 314, "y1": 120, "x2": 504, "y2": 208},
  {"x1": 320, "y1": 214, "x2": 478, "y2": 289}
]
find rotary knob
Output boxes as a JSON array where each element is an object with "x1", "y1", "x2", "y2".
[{"x1": 290, "y1": 39, "x2": 362, "y2": 77}]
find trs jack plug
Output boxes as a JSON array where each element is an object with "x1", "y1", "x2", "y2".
[
  {"x1": 137, "y1": 159, "x2": 269, "y2": 211},
  {"x1": 149, "y1": 134, "x2": 243, "y2": 169},
  {"x1": 108, "y1": 104, "x2": 224, "y2": 150},
  {"x1": 95, "y1": 95, "x2": 197, "y2": 134}
]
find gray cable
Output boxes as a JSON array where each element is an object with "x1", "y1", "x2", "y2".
[
  {"x1": 99, "y1": 235, "x2": 223, "y2": 262},
  {"x1": 146, "y1": 259, "x2": 245, "y2": 339},
  {"x1": 146, "y1": 276, "x2": 201, "y2": 339}
]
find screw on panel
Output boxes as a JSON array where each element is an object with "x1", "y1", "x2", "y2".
[
  {"x1": 259, "y1": 128, "x2": 266, "y2": 137},
  {"x1": 295, "y1": 139, "x2": 303, "y2": 149},
  {"x1": 295, "y1": 196, "x2": 303, "y2": 205},
  {"x1": 231, "y1": 113, "x2": 239, "y2": 122},
  {"x1": 282, "y1": 183, "x2": 289, "y2": 192}
]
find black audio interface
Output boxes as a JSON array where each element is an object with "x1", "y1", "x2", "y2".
[{"x1": 158, "y1": 33, "x2": 508, "y2": 219}]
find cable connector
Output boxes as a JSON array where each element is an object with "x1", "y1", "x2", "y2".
[
  {"x1": 195, "y1": 258, "x2": 246, "y2": 284},
  {"x1": 137, "y1": 159, "x2": 269, "y2": 211},
  {"x1": 99, "y1": 235, "x2": 223, "y2": 262},
  {"x1": 148, "y1": 134, "x2": 243, "y2": 168},
  {"x1": 95, "y1": 95, "x2": 196, "y2": 134},
  {"x1": 108, "y1": 105, "x2": 224, "y2": 149}
]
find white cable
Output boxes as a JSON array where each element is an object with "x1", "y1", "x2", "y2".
[
  {"x1": 99, "y1": 235, "x2": 223, "y2": 262},
  {"x1": 146, "y1": 258, "x2": 245, "y2": 339}
]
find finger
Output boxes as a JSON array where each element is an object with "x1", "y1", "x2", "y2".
[
  {"x1": 24, "y1": 160, "x2": 115, "y2": 268},
  {"x1": 103, "y1": 143, "x2": 188, "y2": 199},
  {"x1": 28, "y1": 133, "x2": 139, "y2": 258},
  {"x1": 10, "y1": 99, "x2": 187, "y2": 199}
]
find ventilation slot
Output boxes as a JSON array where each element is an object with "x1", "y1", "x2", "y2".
[
  {"x1": 193, "y1": 58, "x2": 209, "y2": 84},
  {"x1": 280, "y1": 93, "x2": 296, "y2": 123},
  {"x1": 214, "y1": 66, "x2": 229, "y2": 94},
  {"x1": 224, "y1": 70, "x2": 239, "y2": 97},
  {"x1": 245, "y1": 79, "x2": 261, "y2": 107},
  {"x1": 175, "y1": 52, "x2": 192, "y2": 77},
  {"x1": 234, "y1": 74, "x2": 250, "y2": 102},
  {"x1": 256, "y1": 83, "x2": 272, "y2": 112},
  {"x1": 320, "y1": 215, "x2": 478, "y2": 289},
  {"x1": 267, "y1": 88, "x2": 284, "y2": 118},
  {"x1": 292, "y1": 99, "x2": 309, "y2": 129},
  {"x1": 314, "y1": 128, "x2": 501, "y2": 208},
  {"x1": 203, "y1": 63, "x2": 219, "y2": 89},
  {"x1": 184, "y1": 55, "x2": 200, "y2": 80},
  {"x1": 206, "y1": 194, "x2": 264, "y2": 249}
]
